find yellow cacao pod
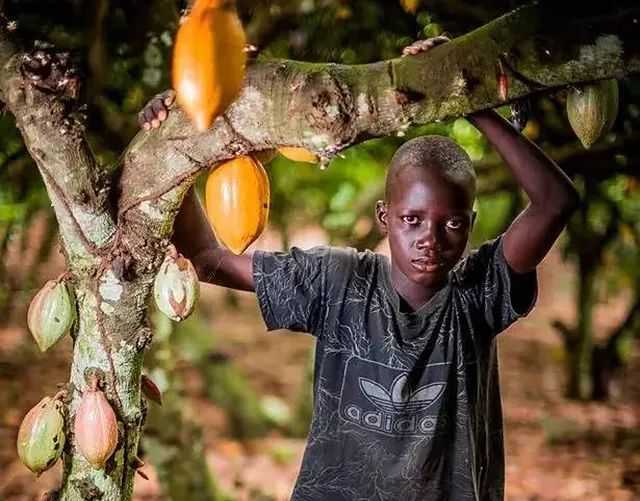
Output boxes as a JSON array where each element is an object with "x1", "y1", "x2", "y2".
[
  {"x1": 567, "y1": 79, "x2": 619, "y2": 149},
  {"x1": 17, "y1": 396, "x2": 65, "y2": 475},
  {"x1": 172, "y1": 0, "x2": 246, "y2": 131},
  {"x1": 278, "y1": 147, "x2": 319, "y2": 164},
  {"x1": 205, "y1": 155, "x2": 270, "y2": 255}
]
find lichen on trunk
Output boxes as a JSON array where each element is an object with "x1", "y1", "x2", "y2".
[{"x1": 58, "y1": 279, "x2": 147, "y2": 500}]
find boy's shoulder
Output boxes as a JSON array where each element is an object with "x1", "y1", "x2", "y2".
[
  {"x1": 257, "y1": 244, "x2": 380, "y2": 278},
  {"x1": 450, "y1": 236, "x2": 504, "y2": 288},
  {"x1": 290, "y1": 244, "x2": 380, "y2": 274}
]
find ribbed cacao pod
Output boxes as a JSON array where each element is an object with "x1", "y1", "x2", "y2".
[
  {"x1": 27, "y1": 277, "x2": 74, "y2": 352},
  {"x1": 172, "y1": 0, "x2": 246, "y2": 131},
  {"x1": 74, "y1": 383, "x2": 118, "y2": 468},
  {"x1": 17, "y1": 396, "x2": 65, "y2": 475},
  {"x1": 154, "y1": 247, "x2": 200, "y2": 321},
  {"x1": 567, "y1": 79, "x2": 619, "y2": 149},
  {"x1": 205, "y1": 155, "x2": 270, "y2": 255},
  {"x1": 278, "y1": 147, "x2": 319, "y2": 164}
]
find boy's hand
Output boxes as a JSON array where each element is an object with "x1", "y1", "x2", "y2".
[
  {"x1": 138, "y1": 89, "x2": 176, "y2": 130},
  {"x1": 401, "y1": 35, "x2": 450, "y2": 57}
]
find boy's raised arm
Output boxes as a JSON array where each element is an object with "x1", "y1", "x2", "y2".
[
  {"x1": 468, "y1": 109, "x2": 579, "y2": 274},
  {"x1": 173, "y1": 187, "x2": 255, "y2": 291}
]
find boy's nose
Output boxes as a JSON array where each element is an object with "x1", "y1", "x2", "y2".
[{"x1": 415, "y1": 221, "x2": 439, "y2": 250}]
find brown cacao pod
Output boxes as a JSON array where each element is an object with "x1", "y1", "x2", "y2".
[
  {"x1": 205, "y1": 155, "x2": 270, "y2": 255},
  {"x1": 74, "y1": 384, "x2": 118, "y2": 468},
  {"x1": 17, "y1": 396, "x2": 66, "y2": 475},
  {"x1": 567, "y1": 79, "x2": 619, "y2": 149}
]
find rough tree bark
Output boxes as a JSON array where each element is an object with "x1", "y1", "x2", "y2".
[{"x1": 0, "y1": 2, "x2": 639, "y2": 500}]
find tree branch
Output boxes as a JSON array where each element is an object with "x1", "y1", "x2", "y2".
[
  {"x1": 1, "y1": 3, "x2": 639, "y2": 268},
  {"x1": 116, "y1": 2, "x2": 640, "y2": 242},
  {"x1": 0, "y1": 25, "x2": 116, "y2": 269}
]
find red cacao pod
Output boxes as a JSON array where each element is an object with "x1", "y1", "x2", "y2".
[
  {"x1": 141, "y1": 374, "x2": 163, "y2": 406},
  {"x1": 74, "y1": 384, "x2": 118, "y2": 468}
]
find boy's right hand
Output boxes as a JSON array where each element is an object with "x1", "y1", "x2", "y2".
[{"x1": 138, "y1": 89, "x2": 176, "y2": 130}]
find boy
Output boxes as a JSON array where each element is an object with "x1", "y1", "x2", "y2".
[{"x1": 140, "y1": 73, "x2": 578, "y2": 501}]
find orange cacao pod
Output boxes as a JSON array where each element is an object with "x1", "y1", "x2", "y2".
[
  {"x1": 277, "y1": 147, "x2": 319, "y2": 164},
  {"x1": 172, "y1": 0, "x2": 246, "y2": 131},
  {"x1": 205, "y1": 155, "x2": 270, "y2": 255}
]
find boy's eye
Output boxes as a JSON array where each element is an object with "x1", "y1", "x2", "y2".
[
  {"x1": 401, "y1": 215, "x2": 420, "y2": 225},
  {"x1": 446, "y1": 219, "x2": 465, "y2": 230}
]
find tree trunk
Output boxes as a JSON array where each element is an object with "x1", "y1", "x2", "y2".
[
  {"x1": 59, "y1": 279, "x2": 149, "y2": 499},
  {"x1": 591, "y1": 294, "x2": 640, "y2": 400},
  {"x1": 565, "y1": 264, "x2": 595, "y2": 400}
]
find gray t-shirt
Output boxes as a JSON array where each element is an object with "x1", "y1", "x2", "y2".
[{"x1": 253, "y1": 236, "x2": 537, "y2": 501}]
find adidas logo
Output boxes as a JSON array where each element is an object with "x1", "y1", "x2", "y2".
[
  {"x1": 360, "y1": 373, "x2": 445, "y2": 414},
  {"x1": 340, "y1": 362, "x2": 449, "y2": 437}
]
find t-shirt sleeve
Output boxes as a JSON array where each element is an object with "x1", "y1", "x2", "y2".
[
  {"x1": 456, "y1": 235, "x2": 538, "y2": 336},
  {"x1": 252, "y1": 246, "x2": 330, "y2": 335}
]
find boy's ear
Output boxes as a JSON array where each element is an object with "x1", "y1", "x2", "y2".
[{"x1": 375, "y1": 200, "x2": 388, "y2": 235}]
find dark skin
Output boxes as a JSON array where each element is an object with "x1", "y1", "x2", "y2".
[
  {"x1": 373, "y1": 108, "x2": 579, "y2": 310},
  {"x1": 140, "y1": 40, "x2": 579, "y2": 311},
  {"x1": 376, "y1": 165, "x2": 476, "y2": 310}
]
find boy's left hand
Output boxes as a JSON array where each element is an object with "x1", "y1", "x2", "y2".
[{"x1": 402, "y1": 35, "x2": 450, "y2": 57}]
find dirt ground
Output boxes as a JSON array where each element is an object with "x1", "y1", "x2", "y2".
[{"x1": 0, "y1": 227, "x2": 639, "y2": 501}]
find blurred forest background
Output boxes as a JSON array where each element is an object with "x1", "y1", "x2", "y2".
[{"x1": 0, "y1": 0, "x2": 639, "y2": 500}]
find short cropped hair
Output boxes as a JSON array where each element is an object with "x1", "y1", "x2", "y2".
[{"x1": 385, "y1": 135, "x2": 476, "y2": 200}]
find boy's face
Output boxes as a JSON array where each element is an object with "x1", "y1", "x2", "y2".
[{"x1": 376, "y1": 165, "x2": 475, "y2": 290}]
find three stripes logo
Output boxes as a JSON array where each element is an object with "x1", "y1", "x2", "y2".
[{"x1": 340, "y1": 357, "x2": 449, "y2": 437}]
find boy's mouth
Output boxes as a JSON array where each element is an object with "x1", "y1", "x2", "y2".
[{"x1": 410, "y1": 257, "x2": 443, "y2": 273}]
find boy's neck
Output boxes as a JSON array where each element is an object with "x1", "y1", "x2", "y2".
[{"x1": 390, "y1": 266, "x2": 448, "y2": 312}]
